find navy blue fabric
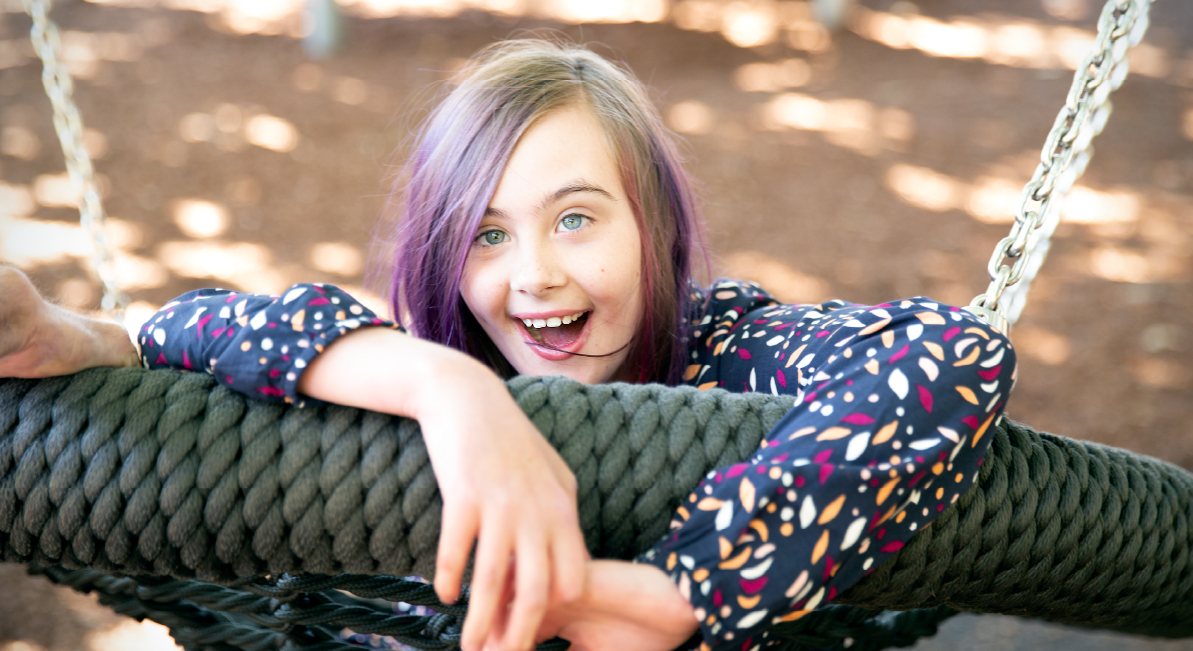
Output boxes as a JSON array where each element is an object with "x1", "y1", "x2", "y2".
[{"x1": 139, "y1": 280, "x2": 1016, "y2": 651}]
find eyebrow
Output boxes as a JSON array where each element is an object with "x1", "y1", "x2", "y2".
[{"x1": 484, "y1": 179, "x2": 616, "y2": 219}]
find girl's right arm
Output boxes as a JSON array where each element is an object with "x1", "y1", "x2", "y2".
[
  {"x1": 299, "y1": 326, "x2": 589, "y2": 651},
  {"x1": 141, "y1": 283, "x2": 587, "y2": 651}
]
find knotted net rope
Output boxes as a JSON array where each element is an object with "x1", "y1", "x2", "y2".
[{"x1": 1, "y1": 367, "x2": 1191, "y2": 650}]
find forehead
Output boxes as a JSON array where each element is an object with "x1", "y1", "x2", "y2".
[{"x1": 489, "y1": 107, "x2": 624, "y2": 208}]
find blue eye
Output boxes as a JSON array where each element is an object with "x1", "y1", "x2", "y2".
[
  {"x1": 560, "y1": 214, "x2": 587, "y2": 231},
  {"x1": 476, "y1": 230, "x2": 507, "y2": 246}
]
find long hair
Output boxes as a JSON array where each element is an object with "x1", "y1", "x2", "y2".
[{"x1": 388, "y1": 39, "x2": 707, "y2": 384}]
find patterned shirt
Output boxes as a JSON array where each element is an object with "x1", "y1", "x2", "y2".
[{"x1": 138, "y1": 279, "x2": 1016, "y2": 651}]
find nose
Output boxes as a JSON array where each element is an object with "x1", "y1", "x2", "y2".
[{"x1": 509, "y1": 236, "x2": 566, "y2": 296}]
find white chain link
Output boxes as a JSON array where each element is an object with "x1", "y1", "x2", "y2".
[
  {"x1": 967, "y1": 0, "x2": 1153, "y2": 335},
  {"x1": 23, "y1": 0, "x2": 127, "y2": 323}
]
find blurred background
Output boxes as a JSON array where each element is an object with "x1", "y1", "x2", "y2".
[{"x1": 0, "y1": 0, "x2": 1191, "y2": 648}]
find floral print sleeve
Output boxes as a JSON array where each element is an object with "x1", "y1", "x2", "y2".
[
  {"x1": 638, "y1": 280, "x2": 1018, "y2": 651},
  {"x1": 139, "y1": 278, "x2": 1016, "y2": 651},
  {"x1": 137, "y1": 283, "x2": 399, "y2": 406}
]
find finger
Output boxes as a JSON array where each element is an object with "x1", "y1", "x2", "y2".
[
  {"x1": 533, "y1": 596, "x2": 570, "y2": 645},
  {"x1": 535, "y1": 438, "x2": 577, "y2": 496},
  {"x1": 434, "y1": 501, "x2": 478, "y2": 605},
  {"x1": 461, "y1": 522, "x2": 513, "y2": 651},
  {"x1": 501, "y1": 535, "x2": 550, "y2": 651},
  {"x1": 481, "y1": 591, "x2": 512, "y2": 651},
  {"x1": 549, "y1": 524, "x2": 588, "y2": 605}
]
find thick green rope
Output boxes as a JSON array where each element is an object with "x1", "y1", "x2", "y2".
[
  {"x1": 0, "y1": 367, "x2": 791, "y2": 580},
  {"x1": 1, "y1": 366, "x2": 1192, "y2": 644}
]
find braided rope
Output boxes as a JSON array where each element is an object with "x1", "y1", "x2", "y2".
[
  {"x1": 1, "y1": 367, "x2": 1192, "y2": 644},
  {"x1": 0, "y1": 367, "x2": 790, "y2": 580},
  {"x1": 31, "y1": 565, "x2": 955, "y2": 651}
]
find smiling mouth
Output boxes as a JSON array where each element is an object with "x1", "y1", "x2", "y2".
[{"x1": 521, "y1": 312, "x2": 590, "y2": 349}]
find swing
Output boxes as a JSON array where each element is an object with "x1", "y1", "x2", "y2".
[{"x1": 5, "y1": 0, "x2": 1182, "y2": 649}]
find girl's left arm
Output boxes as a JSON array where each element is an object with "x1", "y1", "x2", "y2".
[{"x1": 634, "y1": 286, "x2": 1018, "y2": 651}]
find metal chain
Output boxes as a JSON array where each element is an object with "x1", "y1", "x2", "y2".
[
  {"x1": 20, "y1": 0, "x2": 1152, "y2": 333},
  {"x1": 966, "y1": 0, "x2": 1152, "y2": 336},
  {"x1": 22, "y1": 0, "x2": 127, "y2": 323}
]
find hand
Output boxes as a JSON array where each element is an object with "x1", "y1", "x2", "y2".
[
  {"x1": 524, "y1": 560, "x2": 700, "y2": 651},
  {"x1": 295, "y1": 328, "x2": 589, "y2": 651},
  {"x1": 415, "y1": 367, "x2": 588, "y2": 651},
  {"x1": 0, "y1": 265, "x2": 139, "y2": 378}
]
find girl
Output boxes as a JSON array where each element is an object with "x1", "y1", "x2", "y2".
[{"x1": 2, "y1": 40, "x2": 1015, "y2": 651}]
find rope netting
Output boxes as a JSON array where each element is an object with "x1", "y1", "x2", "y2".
[
  {"x1": 29, "y1": 566, "x2": 959, "y2": 651},
  {"x1": 1, "y1": 367, "x2": 1192, "y2": 650}
]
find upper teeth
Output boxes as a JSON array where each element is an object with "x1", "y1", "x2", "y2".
[{"x1": 524, "y1": 312, "x2": 585, "y2": 329}]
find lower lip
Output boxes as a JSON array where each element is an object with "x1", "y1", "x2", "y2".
[{"x1": 518, "y1": 316, "x2": 592, "y2": 361}]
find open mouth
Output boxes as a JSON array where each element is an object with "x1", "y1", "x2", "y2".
[{"x1": 520, "y1": 311, "x2": 590, "y2": 349}]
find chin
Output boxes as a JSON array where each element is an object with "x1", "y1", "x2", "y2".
[
  {"x1": 547, "y1": 363, "x2": 612, "y2": 385},
  {"x1": 514, "y1": 357, "x2": 620, "y2": 385},
  {"x1": 566, "y1": 366, "x2": 617, "y2": 385}
]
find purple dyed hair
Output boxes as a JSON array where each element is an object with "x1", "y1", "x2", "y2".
[{"x1": 388, "y1": 39, "x2": 707, "y2": 385}]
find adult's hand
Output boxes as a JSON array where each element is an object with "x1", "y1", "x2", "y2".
[
  {"x1": 524, "y1": 559, "x2": 700, "y2": 651},
  {"x1": 0, "y1": 265, "x2": 139, "y2": 378}
]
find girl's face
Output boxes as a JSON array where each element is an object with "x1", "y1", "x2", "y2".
[{"x1": 461, "y1": 107, "x2": 644, "y2": 384}]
